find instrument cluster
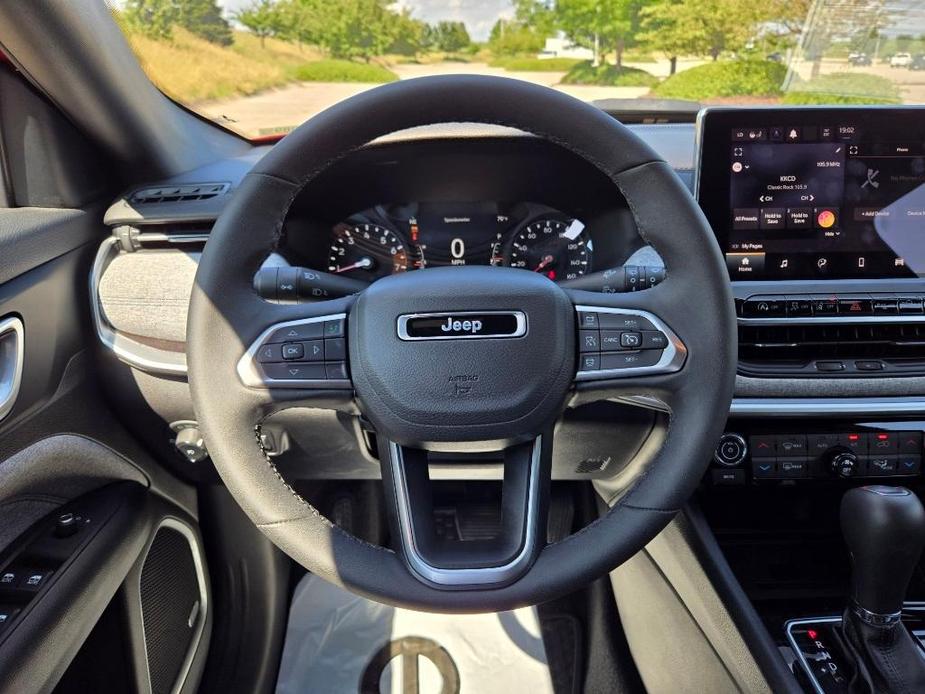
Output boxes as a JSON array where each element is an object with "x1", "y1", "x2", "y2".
[{"x1": 325, "y1": 201, "x2": 592, "y2": 282}]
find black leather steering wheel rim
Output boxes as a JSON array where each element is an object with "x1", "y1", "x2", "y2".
[{"x1": 187, "y1": 75, "x2": 736, "y2": 612}]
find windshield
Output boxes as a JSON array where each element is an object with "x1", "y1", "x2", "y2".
[{"x1": 113, "y1": 0, "x2": 923, "y2": 140}]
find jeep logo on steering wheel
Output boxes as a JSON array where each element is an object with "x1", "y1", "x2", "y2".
[{"x1": 397, "y1": 311, "x2": 527, "y2": 341}]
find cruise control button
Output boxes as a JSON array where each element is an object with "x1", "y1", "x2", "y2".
[
  {"x1": 325, "y1": 362, "x2": 349, "y2": 380},
  {"x1": 267, "y1": 322, "x2": 324, "y2": 343},
  {"x1": 257, "y1": 343, "x2": 283, "y2": 363},
  {"x1": 641, "y1": 331, "x2": 668, "y2": 349},
  {"x1": 597, "y1": 313, "x2": 657, "y2": 331},
  {"x1": 620, "y1": 332, "x2": 642, "y2": 348},
  {"x1": 580, "y1": 330, "x2": 600, "y2": 352},
  {"x1": 600, "y1": 350, "x2": 661, "y2": 370},
  {"x1": 579, "y1": 354, "x2": 601, "y2": 371},
  {"x1": 281, "y1": 343, "x2": 305, "y2": 360},
  {"x1": 261, "y1": 362, "x2": 326, "y2": 380},
  {"x1": 578, "y1": 312, "x2": 599, "y2": 329}
]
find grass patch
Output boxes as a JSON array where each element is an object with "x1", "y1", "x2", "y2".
[
  {"x1": 124, "y1": 27, "x2": 323, "y2": 103},
  {"x1": 783, "y1": 72, "x2": 901, "y2": 105},
  {"x1": 490, "y1": 56, "x2": 582, "y2": 71},
  {"x1": 651, "y1": 60, "x2": 786, "y2": 100},
  {"x1": 561, "y1": 61, "x2": 658, "y2": 87},
  {"x1": 291, "y1": 59, "x2": 397, "y2": 83}
]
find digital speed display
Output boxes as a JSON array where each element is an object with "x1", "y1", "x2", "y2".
[{"x1": 698, "y1": 108, "x2": 925, "y2": 281}]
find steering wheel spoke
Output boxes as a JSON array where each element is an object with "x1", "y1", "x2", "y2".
[
  {"x1": 379, "y1": 435, "x2": 551, "y2": 590},
  {"x1": 565, "y1": 285, "x2": 689, "y2": 410}
]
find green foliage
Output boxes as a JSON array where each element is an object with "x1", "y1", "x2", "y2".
[
  {"x1": 236, "y1": 0, "x2": 279, "y2": 46},
  {"x1": 555, "y1": 0, "x2": 649, "y2": 66},
  {"x1": 290, "y1": 59, "x2": 398, "y2": 82},
  {"x1": 488, "y1": 20, "x2": 546, "y2": 56},
  {"x1": 490, "y1": 56, "x2": 582, "y2": 71},
  {"x1": 123, "y1": 0, "x2": 232, "y2": 45},
  {"x1": 432, "y1": 21, "x2": 471, "y2": 53},
  {"x1": 783, "y1": 72, "x2": 901, "y2": 104},
  {"x1": 561, "y1": 61, "x2": 658, "y2": 86},
  {"x1": 651, "y1": 60, "x2": 787, "y2": 99}
]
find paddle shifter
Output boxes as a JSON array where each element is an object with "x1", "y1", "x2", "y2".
[{"x1": 840, "y1": 486, "x2": 925, "y2": 693}]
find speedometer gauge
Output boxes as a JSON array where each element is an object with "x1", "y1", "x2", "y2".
[
  {"x1": 507, "y1": 219, "x2": 591, "y2": 281},
  {"x1": 328, "y1": 223, "x2": 410, "y2": 279}
]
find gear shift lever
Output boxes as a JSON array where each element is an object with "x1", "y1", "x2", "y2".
[
  {"x1": 840, "y1": 486, "x2": 925, "y2": 693},
  {"x1": 842, "y1": 486, "x2": 925, "y2": 622}
]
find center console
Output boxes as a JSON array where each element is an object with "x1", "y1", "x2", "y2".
[{"x1": 695, "y1": 107, "x2": 925, "y2": 694}]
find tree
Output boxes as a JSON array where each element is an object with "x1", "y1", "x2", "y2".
[
  {"x1": 796, "y1": 0, "x2": 888, "y2": 77},
  {"x1": 183, "y1": 0, "x2": 233, "y2": 46},
  {"x1": 124, "y1": 0, "x2": 232, "y2": 45},
  {"x1": 489, "y1": 19, "x2": 546, "y2": 55},
  {"x1": 236, "y1": 0, "x2": 280, "y2": 47},
  {"x1": 433, "y1": 21, "x2": 471, "y2": 53},
  {"x1": 555, "y1": 0, "x2": 651, "y2": 67},
  {"x1": 387, "y1": 8, "x2": 428, "y2": 56}
]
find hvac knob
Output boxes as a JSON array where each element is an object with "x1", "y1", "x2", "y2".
[
  {"x1": 830, "y1": 450, "x2": 859, "y2": 478},
  {"x1": 714, "y1": 433, "x2": 748, "y2": 467}
]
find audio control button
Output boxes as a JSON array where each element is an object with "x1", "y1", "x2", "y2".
[{"x1": 714, "y1": 433, "x2": 748, "y2": 467}]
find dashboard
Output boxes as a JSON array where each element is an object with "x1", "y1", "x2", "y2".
[
  {"x1": 325, "y1": 201, "x2": 591, "y2": 281},
  {"x1": 698, "y1": 107, "x2": 925, "y2": 281}
]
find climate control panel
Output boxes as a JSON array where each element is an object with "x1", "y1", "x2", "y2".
[{"x1": 709, "y1": 427, "x2": 923, "y2": 485}]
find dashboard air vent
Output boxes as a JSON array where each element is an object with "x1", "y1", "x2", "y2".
[
  {"x1": 739, "y1": 322, "x2": 925, "y2": 377},
  {"x1": 130, "y1": 182, "x2": 229, "y2": 204}
]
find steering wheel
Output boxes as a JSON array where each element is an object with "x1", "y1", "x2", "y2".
[{"x1": 187, "y1": 76, "x2": 736, "y2": 612}]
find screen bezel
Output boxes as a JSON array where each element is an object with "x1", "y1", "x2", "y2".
[{"x1": 696, "y1": 105, "x2": 925, "y2": 282}]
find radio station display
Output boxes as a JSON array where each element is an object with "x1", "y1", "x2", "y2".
[{"x1": 698, "y1": 109, "x2": 925, "y2": 280}]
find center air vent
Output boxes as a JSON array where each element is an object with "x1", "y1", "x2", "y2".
[
  {"x1": 739, "y1": 322, "x2": 925, "y2": 377},
  {"x1": 130, "y1": 182, "x2": 229, "y2": 204}
]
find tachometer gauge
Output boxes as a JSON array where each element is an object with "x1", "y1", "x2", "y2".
[
  {"x1": 507, "y1": 219, "x2": 591, "y2": 281},
  {"x1": 328, "y1": 223, "x2": 410, "y2": 279}
]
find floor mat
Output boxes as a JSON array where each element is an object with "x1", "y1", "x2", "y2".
[{"x1": 276, "y1": 574, "x2": 555, "y2": 694}]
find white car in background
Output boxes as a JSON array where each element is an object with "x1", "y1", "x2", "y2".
[{"x1": 891, "y1": 52, "x2": 913, "y2": 67}]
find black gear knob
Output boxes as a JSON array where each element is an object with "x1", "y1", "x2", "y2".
[{"x1": 841, "y1": 486, "x2": 925, "y2": 617}]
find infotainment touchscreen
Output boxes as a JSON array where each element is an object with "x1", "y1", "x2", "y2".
[{"x1": 697, "y1": 108, "x2": 925, "y2": 281}]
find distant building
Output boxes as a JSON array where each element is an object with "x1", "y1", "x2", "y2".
[{"x1": 538, "y1": 36, "x2": 593, "y2": 60}]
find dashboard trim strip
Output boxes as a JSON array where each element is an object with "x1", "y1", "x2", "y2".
[{"x1": 740, "y1": 315, "x2": 925, "y2": 326}]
